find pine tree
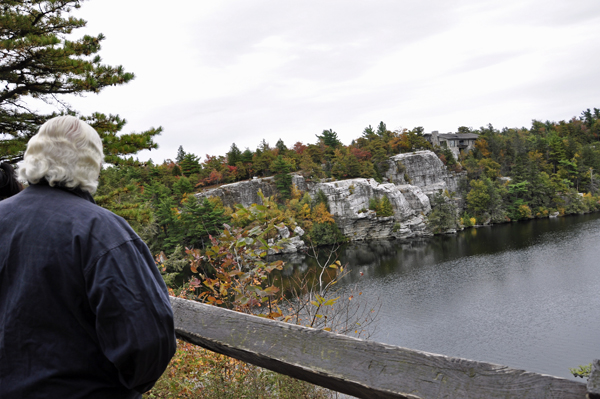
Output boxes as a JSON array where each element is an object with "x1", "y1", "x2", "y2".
[
  {"x1": 226, "y1": 143, "x2": 242, "y2": 166},
  {"x1": 316, "y1": 129, "x2": 342, "y2": 148},
  {"x1": 179, "y1": 153, "x2": 201, "y2": 176},
  {"x1": 275, "y1": 138, "x2": 287, "y2": 153},
  {"x1": 362, "y1": 125, "x2": 375, "y2": 139},
  {"x1": 270, "y1": 155, "x2": 292, "y2": 199},
  {"x1": 172, "y1": 176, "x2": 194, "y2": 201},
  {"x1": 0, "y1": 0, "x2": 161, "y2": 163},
  {"x1": 176, "y1": 146, "x2": 186, "y2": 163},
  {"x1": 154, "y1": 193, "x2": 183, "y2": 253},
  {"x1": 241, "y1": 148, "x2": 254, "y2": 163},
  {"x1": 376, "y1": 121, "x2": 387, "y2": 136},
  {"x1": 181, "y1": 196, "x2": 227, "y2": 249},
  {"x1": 411, "y1": 126, "x2": 425, "y2": 136},
  {"x1": 427, "y1": 192, "x2": 459, "y2": 233}
]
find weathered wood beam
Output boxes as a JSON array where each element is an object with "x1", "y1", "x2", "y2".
[{"x1": 170, "y1": 297, "x2": 588, "y2": 399}]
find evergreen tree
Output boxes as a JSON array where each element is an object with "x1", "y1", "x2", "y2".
[
  {"x1": 306, "y1": 222, "x2": 345, "y2": 245},
  {"x1": 442, "y1": 147, "x2": 457, "y2": 167},
  {"x1": 275, "y1": 138, "x2": 288, "y2": 153},
  {"x1": 94, "y1": 179, "x2": 152, "y2": 236},
  {"x1": 154, "y1": 192, "x2": 183, "y2": 253},
  {"x1": 505, "y1": 181, "x2": 530, "y2": 221},
  {"x1": 270, "y1": 155, "x2": 293, "y2": 199},
  {"x1": 176, "y1": 146, "x2": 186, "y2": 163},
  {"x1": 179, "y1": 153, "x2": 201, "y2": 176},
  {"x1": 411, "y1": 126, "x2": 424, "y2": 136},
  {"x1": 376, "y1": 121, "x2": 387, "y2": 136},
  {"x1": 362, "y1": 125, "x2": 375, "y2": 139},
  {"x1": 259, "y1": 139, "x2": 270, "y2": 151},
  {"x1": 0, "y1": 0, "x2": 161, "y2": 163},
  {"x1": 427, "y1": 192, "x2": 459, "y2": 233},
  {"x1": 316, "y1": 129, "x2": 342, "y2": 148},
  {"x1": 227, "y1": 143, "x2": 242, "y2": 166},
  {"x1": 241, "y1": 148, "x2": 254, "y2": 163},
  {"x1": 312, "y1": 189, "x2": 330, "y2": 211},
  {"x1": 172, "y1": 176, "x2": 194, "y2": 201},
  {"x1": 171, "y1": 164, "x2": 182, "y2": 176},
  {"x1": 181, "y1": 196, "x2": 227, "y2": 249}
]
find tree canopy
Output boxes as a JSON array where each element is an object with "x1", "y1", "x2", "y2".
[{"x1": 0, "y1": 0, "x2": 161, "y2": 163}]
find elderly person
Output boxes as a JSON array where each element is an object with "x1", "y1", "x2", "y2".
[{"x1": 0, "y1": 116, "x2": 176, "y2": 398}]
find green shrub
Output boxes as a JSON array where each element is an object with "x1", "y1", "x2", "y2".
[
  {"x1": 368, "y1": 196, "x2": 394, "y2": 217},
  {"x1": 306, "y1": 222, "x2": 346, "y2": 246},
  {"x1": 427, "y1": 192, "x2": 459, "y2": 233}
]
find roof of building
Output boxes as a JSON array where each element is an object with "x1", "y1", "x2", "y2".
[
  {"x1": 437, "y1": 133, "x2": 479, "y2": 140},
  {"x1": 423, "y1": 132, "x2": 479, "y2": 139}
]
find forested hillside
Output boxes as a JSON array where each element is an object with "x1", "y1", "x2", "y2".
[{"x1": 96, "y1": 108, "x2": 600, "y2": 257}]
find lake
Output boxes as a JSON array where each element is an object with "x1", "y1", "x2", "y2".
[{"x1": 282, "y1": 213, "x2": 600, "y2": 380}]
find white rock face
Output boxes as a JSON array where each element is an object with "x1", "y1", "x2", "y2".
[
  {"x1": 196, "y1": 150, "x2": 464, "y2": 243},
  {"x1": 397, "y1": 185, "x2": 430, "y2": 214},
  {"x1": 308, "y1": 150, "x2": 466, "y2": 241},
  {"x1": 386, "y1": 150, "x2": 463, "y2": 196},
  {"x1": 309, "y1": 178, "x2": 432, "y2": 241},
  {"x1": 196, "y1": 174, "x2": 308, "y2": 207}
]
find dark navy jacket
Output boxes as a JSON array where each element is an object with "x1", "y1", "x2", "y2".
[{"x1": 0, "y1": 184, "x2": 176, "y2": 398}]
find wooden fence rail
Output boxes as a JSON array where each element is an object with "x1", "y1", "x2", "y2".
[{"x1": 170, "y1": 297, "x2": 599, "y2": 399}]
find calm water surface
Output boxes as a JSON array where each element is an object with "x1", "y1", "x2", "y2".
[{"x1": 284, "y1": 214, "x2": 600, "y2": 380}]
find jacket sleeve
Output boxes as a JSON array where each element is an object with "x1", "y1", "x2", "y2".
[{"x1": 84, "y1": 237, "x2": 177, "y2": 393}]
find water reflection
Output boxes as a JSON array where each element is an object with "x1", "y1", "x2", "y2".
[{"x1": 280, "y1": 214, "x2": 600, "y2": 380}]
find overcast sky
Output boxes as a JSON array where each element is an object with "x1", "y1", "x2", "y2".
[{"x1": 65, "y1": 0, "x2": 600, "y2": 163}]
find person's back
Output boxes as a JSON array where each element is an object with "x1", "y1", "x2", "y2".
[{"x1": 0, "y1": 116, "x2": 176, "y2": 398}]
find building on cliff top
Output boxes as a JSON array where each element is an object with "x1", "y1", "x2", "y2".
[{"x1": 423, "y1": 131, "x2": 479, "y2": 159}]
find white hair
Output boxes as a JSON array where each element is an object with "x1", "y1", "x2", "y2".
[{"x1": 18, "y1": 116, "x2": 104, "y2": 194}]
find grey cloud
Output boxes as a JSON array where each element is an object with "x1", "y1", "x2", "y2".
[
  {"x1": 191, "y1": 1, "x2": 459, "y2": 82},
  {"x1": 126, "y1": 0, "x2": 600, "y2": 163}
]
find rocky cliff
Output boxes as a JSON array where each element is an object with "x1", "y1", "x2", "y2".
[
  {"x1": 308, "y1": 178, "x2": 431, "y2": 240},
  {"x1": 197, "y1": 175, "x2": 308, "y2": 208},
  {"x1": 196, "y1": 150, "x2": 464, "y2": 244},
  {"x1": 385, "y1": 150, "x2": 462, "y2": 195},
  {"x1": 308, "y1": 150, "x2": 465, "y2": 241}
]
